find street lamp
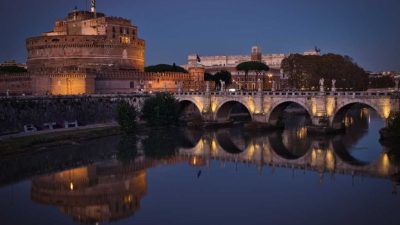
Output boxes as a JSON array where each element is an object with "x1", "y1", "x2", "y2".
[{"x1": 267, "y1": 73, "x2": 273, "y2": 89}]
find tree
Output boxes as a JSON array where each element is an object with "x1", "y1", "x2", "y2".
[
  {"x1": 116, "y1": 101, "x2": 138, "y2": 133},
  {"x1": 141, "y1": 92, "x2": 180, "y2": 126},
  {"x1": 145, "y1": 64, "x2": 188, "y2": 73},
  {"x1": 368, "y1": 75, "x2": 395, "y2": 89},
  {"x1": 214, "y1": 70, "x2": 232, "y2": 89},
  {"x1": 281, "y1": 53, "x2": 369, "y2": 90},
  {"x1": 236, "y1": 61, "x2": 269, "y2": 89},
  {"x1": 204, "y1": 72, "x2": 214, "y2": 81}
]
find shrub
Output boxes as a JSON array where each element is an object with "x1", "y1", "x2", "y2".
[
  {"x1": 116, "y1": 101, "x2": 137, "y2": 133},
  {"x1": 141, "y1": 93, "x2": 179, "y2": 126}
]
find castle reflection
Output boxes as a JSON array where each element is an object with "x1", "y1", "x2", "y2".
[
  {"x1": 30, "y1": 107, "x2": 400, "y2": 223},
  {"x1": 31, "y1": 160, "x2": 147, "y2": 224}
]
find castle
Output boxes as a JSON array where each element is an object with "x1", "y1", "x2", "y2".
[{"x1": 0, "y1": 1, "x2": 201, "y2": 96}]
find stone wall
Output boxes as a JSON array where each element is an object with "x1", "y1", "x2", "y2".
[
  {"x1": 0, "y1": 73, "x2": 32, "y2": 96},
  {"x1": 0, "y1": 94, "x2": 147, "y2": 135},
  {"x1": 0, "y1": 70, "x2": 204, "y2": 95}
]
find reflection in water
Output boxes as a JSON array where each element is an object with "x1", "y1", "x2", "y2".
[
  {"x1": 17, "y1": 107, "x2": 399, "y2": 224},
  {"x1": 178, "y1": 107, "x2": 399, "y2": 186},
  {"x1": 31, "y1": 161, "x2": 147, "y2": 224},
  {"x1": 335, "y1": 107, "x2": 383, "y2": 163}
]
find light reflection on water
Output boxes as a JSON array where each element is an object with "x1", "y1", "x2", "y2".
[{"x1": 0, "y1": 107, "x2": 399, "y2": 225}]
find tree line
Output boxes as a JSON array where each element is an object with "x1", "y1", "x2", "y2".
[
  {"x1": 281, "y1": 54, "x2": 369, "y2": 91},
  {"x1": 144, "y1": 63, "x2": 188, "y2": 73}
]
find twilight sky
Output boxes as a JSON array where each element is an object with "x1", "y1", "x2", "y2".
[{"x1": 0, "y1": 0, "x2": 399, "y2": 71}]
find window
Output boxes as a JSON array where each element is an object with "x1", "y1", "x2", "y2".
[{"x1": 120, "y1": 36, "x2": 130, "y2": 44}]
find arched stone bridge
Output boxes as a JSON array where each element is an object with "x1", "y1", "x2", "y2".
[{"x1": 175, "y1": 90, "x2": 400, "y2": 129}]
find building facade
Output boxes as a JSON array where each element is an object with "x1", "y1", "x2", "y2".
[
  {"x1": 0, "y1": 2, "x2": 202, "y2": 96},
  {"x1": 183, "y1": 46, "x2": 320, "y2": 91}
]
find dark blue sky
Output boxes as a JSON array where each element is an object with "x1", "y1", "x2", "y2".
[{"x1": 0, "y1": 0, "x2": 399, "y2": 71}]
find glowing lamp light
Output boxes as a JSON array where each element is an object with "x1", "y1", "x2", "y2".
[
  {"x1": 211, "y1": 100, "x2": 218, "y2": 113},
  {"x1": 379, "y1": 153, "x2": 390, "y2": 175},
  {"x1": 325, "y1": 97, "x2": 336, "y2": 117},
  {"x1": 211, "y1": 138, "x2": 218, "y2": 154},
  {"x1": 247, "y1": 98, "x2": 255, "y2": 113},
  {"x1": 311, "y1": 98, "x2": 318, "y2": 116},
  {"x1": 69, "y1": 182, "x2": 74, "y2": 191}
]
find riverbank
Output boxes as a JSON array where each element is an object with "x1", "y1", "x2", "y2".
[
  {"x1": 0, "y1": 123, "x2": 123, "y2": 157},
  {"x1": 0, "y1": 122, "x2": 192, "y2": 157}
]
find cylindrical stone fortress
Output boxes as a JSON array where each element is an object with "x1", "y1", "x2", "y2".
[{"x1": 26, "y1": 10, "x2": 145, "y2": 72}]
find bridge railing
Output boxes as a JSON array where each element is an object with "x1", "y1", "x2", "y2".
[{"x1": 174, "y1": 90, "x2": 398, "y2": 97}]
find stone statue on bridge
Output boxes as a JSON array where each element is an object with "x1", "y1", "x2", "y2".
[
  {"x1": 206, "y1": 81, "x2": 210, "y2": 93},
  {"x1": 272, "y1": 80, "x2": 276, "y2": 92},
  {"x1": 220, "y1": 80, "x2": 225, "y2": 92},
  {"x1": 319, "y1": 78, "x2": 325, "y2": 92},
  {"x1": 332, "y1": 79, "x2": 336, "y2": 92},
  {"x1": 395, "y1": 79, "x2": 399, "y2": 91}
]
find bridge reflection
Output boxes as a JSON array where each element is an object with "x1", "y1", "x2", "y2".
[{"x1": 179, "y1": 125, "x2": 399, "y2": 180}]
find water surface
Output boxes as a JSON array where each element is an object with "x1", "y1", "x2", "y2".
[{"x1": 0, "y1": 108, "x2": 399, "y2": 225}]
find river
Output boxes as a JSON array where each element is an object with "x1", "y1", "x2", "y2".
[{"x1": 0, "y1": 107, "x2": 399, "y2": 225}]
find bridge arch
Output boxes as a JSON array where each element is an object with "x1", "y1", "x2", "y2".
[
  {"x1": 331, "y1": 101, "x2": 385, "y2": 129},
  {"x1": 267, "y1": 100, "x2": 312, "y2": 126},
  {"x1": 215, "y1": 100, "x2": 252, "y2": 121},
  {"x1": 178, "y1": 99, "x2": 203, "y2": 119}
]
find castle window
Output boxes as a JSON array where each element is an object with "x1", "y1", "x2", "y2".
[
  {"x1": 120, "y1": 36, "x2": 130, "y2": 44},
  {"x1": 130, "y1": 81, "x2": 135, "y2": 88}
]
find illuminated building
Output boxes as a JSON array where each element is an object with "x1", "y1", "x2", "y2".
[
  {"x1": 0, "y1": 1, "x2": 203, "y2": 96},
  {"x1": 183, "y1": 46, "x2": 321, "y2": 90}
]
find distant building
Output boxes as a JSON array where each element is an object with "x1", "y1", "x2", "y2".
[
  {"x1": 0, "y1": 60, "x2": 27, "y2": 69},
  {"x1": 183, "y1": 46, "x2": 320, "y2": 90}
]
